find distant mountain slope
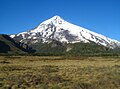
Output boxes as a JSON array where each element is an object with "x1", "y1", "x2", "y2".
[
  {"x1": 30, "y1": 40, "x2": 119, "y2": 56},
  {"x1": 0, "y1": 34, "x2": 35, "y2": 54},
  {"x1": 0, "y1": 34, "x2": 118, "y2": 56},
  {"x1": 10, "y1": 16, "x2": 120, "y2": 49}
]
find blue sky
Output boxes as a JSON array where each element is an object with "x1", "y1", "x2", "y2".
[{"x1": 0, "y1": 0, "x2": 120, "y2": 40}]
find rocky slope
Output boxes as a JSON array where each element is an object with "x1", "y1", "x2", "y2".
[{"x1": 0, "y1": 34, "x2": 35, "y2": 54}]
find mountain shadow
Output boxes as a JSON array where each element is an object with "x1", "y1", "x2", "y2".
[{"x1": 0, "y1": 40, "x2": 10, "y2": 53}]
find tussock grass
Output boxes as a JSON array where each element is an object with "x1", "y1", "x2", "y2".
[{"x1": 0, "y1": 56, "x2": 120, "y2": 89}]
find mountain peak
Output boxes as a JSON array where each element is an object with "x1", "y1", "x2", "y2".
[
  {"x1": 52, "y1": 15, "x2": 62, "y2": 19},
  {"x1": 10, "y1": 16, "x2": 120, "y2": 49},
  {"x1": 40, "y1": 15, "x2": 65, "y2": 26}
]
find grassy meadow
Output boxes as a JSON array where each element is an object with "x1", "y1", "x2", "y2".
[{"x1": 0, "y1": 56, "x2": 120, "y2": 89}]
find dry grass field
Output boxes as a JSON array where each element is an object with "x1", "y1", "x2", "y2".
[{"x1": 0, "y1": 56, "x2": 120, "y2": 89}]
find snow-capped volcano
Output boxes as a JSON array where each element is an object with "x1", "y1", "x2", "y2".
[{"x1": 10, "y1": 15, "x2": 120, "y2": 49}]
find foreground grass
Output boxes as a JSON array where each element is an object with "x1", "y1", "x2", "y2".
[{"x1": 0, "y1": 56, "x2": 120, "y2": 89}]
